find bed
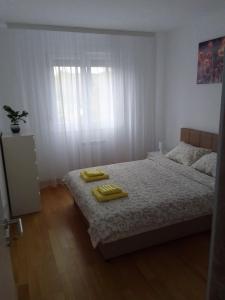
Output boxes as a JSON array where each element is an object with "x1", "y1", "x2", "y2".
[{"x1": 65, "y1": 128, "x2": 218, "y2": 259}]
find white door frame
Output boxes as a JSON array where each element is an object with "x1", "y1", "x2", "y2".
[
  {"x1": 207, "y1": 55, "x2": 225, "y2": 299},
  {"x1": 0, "y1": 133, "x2": 17, "y2": 300}
]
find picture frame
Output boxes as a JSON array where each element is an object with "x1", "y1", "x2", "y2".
[{"x1": 197, "y1": 36, "x2": 225, "y2": 84}]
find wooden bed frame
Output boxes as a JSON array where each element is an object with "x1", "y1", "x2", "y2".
[
  {"x1": 180, "y1": 128, "x2": 218, "y2": 152},
  {"x1": 73, "y1": 128, "x2": 218, "y2": 259}
]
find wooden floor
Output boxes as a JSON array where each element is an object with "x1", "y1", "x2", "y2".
[{"x1": 11, "y1": 185, "x2": 211, "y2": 300}]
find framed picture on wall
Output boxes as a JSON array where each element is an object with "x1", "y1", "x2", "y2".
[{"x1": 197, "y1": 36, "x2": 225, "y2": 84}]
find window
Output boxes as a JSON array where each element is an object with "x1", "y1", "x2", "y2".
[{"x1": 53, "y1": 65, "x2": 115, "y2": 132}]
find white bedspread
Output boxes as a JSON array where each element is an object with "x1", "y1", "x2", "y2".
[{"x1": 64, "y1": 154, "x2": 214, "y2": 247}]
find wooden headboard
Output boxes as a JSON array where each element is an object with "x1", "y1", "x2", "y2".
[{"x1": 180, "y1": 128, "x2": 218, "y2": 152}]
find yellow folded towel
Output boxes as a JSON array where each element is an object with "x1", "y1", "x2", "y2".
[
  {"x1": 80, "y1": 171, "x2": 109, "y2": 182},
  {"x1": 84, "y1": 169, "x2": 105, "y2": 177},
  {"x1": 92, "y1": 187, "x2": 128, "y2": 202},
  {"x1": 97, "y1": 184, "x2": 122, "y2": 195}
]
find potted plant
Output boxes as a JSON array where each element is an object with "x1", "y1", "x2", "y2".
[{"x1": 3, "y1": 105, "x2": 29, "y2": 134}]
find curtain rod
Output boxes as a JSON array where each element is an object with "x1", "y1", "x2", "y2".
[{"x1": 6, "y1": 22, "x2": 155, "y2": 37}]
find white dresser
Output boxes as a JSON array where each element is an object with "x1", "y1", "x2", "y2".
[{"x1": 1, "y1": 135, "x2": 41, "y2": 216}]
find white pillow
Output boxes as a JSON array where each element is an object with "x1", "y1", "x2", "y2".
[
  {"x1": 192, "y1": 152, "x2": 217, "y2": 177},
  {"x1": 166, "y1": 142, "x2": 211, "y2": 166}
]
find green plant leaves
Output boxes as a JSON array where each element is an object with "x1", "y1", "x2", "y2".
[{"x1": 3, "y1": 105, "x2": 28, "y2": 125}]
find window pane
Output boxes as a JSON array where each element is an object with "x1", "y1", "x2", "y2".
[
  {"x1": 91, "y1": 67, "x2": 106, "y2": 74},
  {"x1": 53, "y1": 65, "x2": 114, "y2": 131}
]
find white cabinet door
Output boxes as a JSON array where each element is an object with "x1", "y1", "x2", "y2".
[{"x1": 2, "y1": 135, "x2": 41, "y2": 216}]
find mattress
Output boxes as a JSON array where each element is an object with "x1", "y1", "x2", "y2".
[{"x1": 64, "y1": 153, "x2": 214, "y2": 247}]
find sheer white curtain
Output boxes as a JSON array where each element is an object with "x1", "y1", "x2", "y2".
[{"x1": 0, "y1": 29, "x2": 156, "y2": 183}]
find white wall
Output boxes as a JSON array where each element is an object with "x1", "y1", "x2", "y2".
[
  {"x1": 155, "y1": 32, "x2": 166, "y2": 145},
  {"x1": 161, "y1": 12, "x2": 225, "y2": 149}
]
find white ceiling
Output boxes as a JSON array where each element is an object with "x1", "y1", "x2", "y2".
[{"x1": 0, "y1": 0, "x2": 225, "y2": 32}]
